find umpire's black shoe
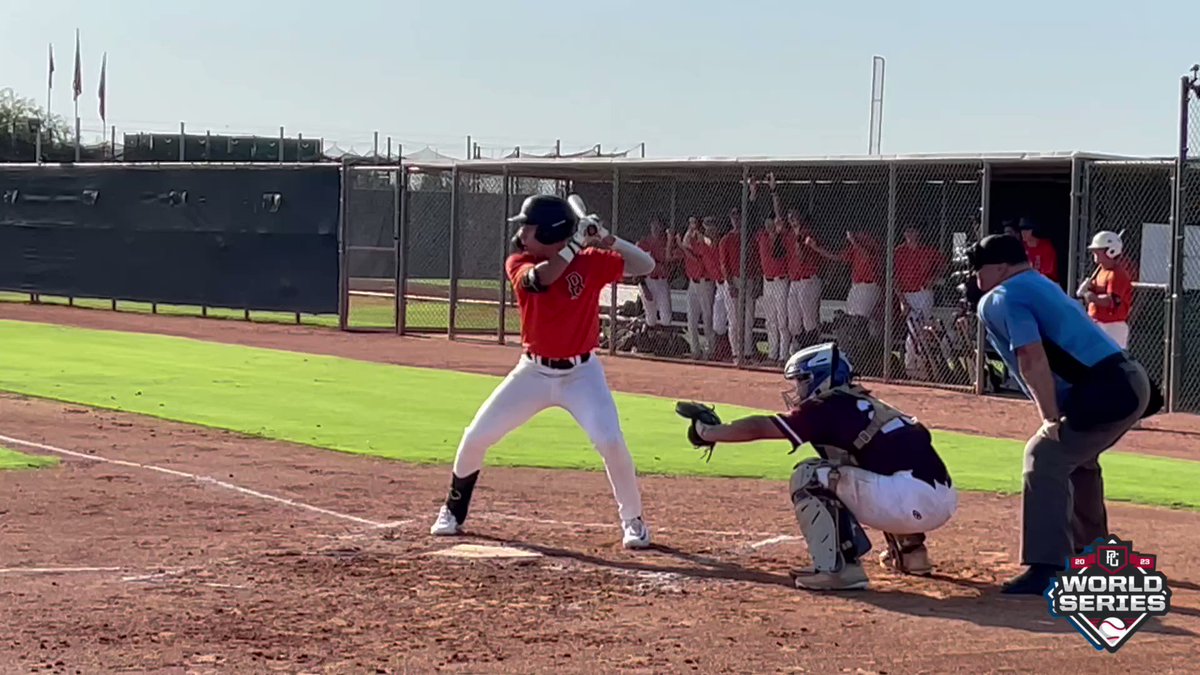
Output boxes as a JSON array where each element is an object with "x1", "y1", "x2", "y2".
[{"x1": 1000, "y1": 564, "x2": 1064, "y2": 595}]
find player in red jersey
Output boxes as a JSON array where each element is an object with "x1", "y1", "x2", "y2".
[{"x1": 430, "y1": 194, "x2": 657, "y2": 549}]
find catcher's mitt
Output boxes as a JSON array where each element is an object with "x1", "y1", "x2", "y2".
[{"x1": 675, "y1": 401, "x2": 722, "y2": 462}]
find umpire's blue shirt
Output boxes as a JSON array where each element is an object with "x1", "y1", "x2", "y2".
[{"x1": 978, "y1": 269, "x2": 1122, "y2": 405}]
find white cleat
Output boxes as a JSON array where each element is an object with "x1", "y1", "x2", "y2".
[
  {"x1": 429, "y1": 505, "x2": 461, "y2": 536},
  {"x1": 622, "y1": 517, "x2": 652, "y2": 549}
]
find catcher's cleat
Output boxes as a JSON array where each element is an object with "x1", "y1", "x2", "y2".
[
  {"x1": 621, "y1": 517, "x2": 652, "y2": 549},
  {"x1": 881, "y1": 533, "x2": 933, "y2": 576},
  {"x1": 429, "y1": 505, "x2": 461, "y2": 536},
  {"x1": 790, "y1": 563, "x2": 870, "y2": 591}
]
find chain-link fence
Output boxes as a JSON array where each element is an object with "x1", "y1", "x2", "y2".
[
  {"x1": 339, "y1": 137, "x2": 1200, "y2": 411},
  {"x1": 402, "y1": 167, "x2": 455, "y2": 334},
  {"x1": 1081, "y1": 161, "x2": 1173, "y2": 395},
  {"x1": 1171, "y1": 70, "x2": 1200, "y2": 411},
  {"x1": 344, "y1": 164, "x2": 399, "y2": 330}
]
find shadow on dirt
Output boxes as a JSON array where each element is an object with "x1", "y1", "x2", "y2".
[{"x1": 468, "y1": 534, "x2": 1199, "y2": 639}]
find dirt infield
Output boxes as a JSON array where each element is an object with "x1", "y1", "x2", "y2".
[{"x1": 2, "y1": 303, "x2": 1200, "y2": 673}]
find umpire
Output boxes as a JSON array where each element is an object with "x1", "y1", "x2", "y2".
[{"x1": 966, "y1": 234, "x2": 1157, "y2": 595}]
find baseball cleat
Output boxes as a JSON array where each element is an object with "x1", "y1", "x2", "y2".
[
  {"x1": 880, "y1": 545, "x2": 933, "y2": 576},
  {"x1": 790, "y1": 563, "x2": 870, "y2": 591},
  {"x1": 429, "y1": 505, "x2": 461, "y2": 536},
  {"x1": 621, "y1": 517, "x2": 651, "y2": 549}
]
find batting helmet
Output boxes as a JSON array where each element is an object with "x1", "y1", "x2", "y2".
[
  {"x1": 1088, "y1": 230, "x2": 1124, "y2": 258},
  {"x1": 508, "y1": 195, "x2": 578, "y2": 245}
]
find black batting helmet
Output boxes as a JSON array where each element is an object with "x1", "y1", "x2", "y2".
[{"x1": 508, "y1": 195, "x2": 578, "y2": 245}]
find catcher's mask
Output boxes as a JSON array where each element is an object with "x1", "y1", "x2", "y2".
[{"x1": 781, "y1": 342, "x2": 853, "y2": 409}]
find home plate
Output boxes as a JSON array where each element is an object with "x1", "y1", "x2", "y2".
[{"x1": 427, "y1": 544, "x2": 543, "y2": 559}]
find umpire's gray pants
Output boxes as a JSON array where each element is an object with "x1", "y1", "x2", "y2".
[{"x1": 1021, "y1": 359, "x2": 1150, "y2": 566}]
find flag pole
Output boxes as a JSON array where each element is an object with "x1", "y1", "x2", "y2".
[{"x1": 73, "y1": 29, "x2": 81, "y2": 162}]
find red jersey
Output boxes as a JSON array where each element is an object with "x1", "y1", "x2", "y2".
[
  {"x1": 506, "y1": 249, "x2": 624, "y2": 358},
  {"x1": 1087, "y1": 265, "x2": 1134, "y2": 324},
  {"x1": 682, "y1": 237, "x2": 718, "y2": 281},
  {"x1": 637, "y1": 234, "x2": 670, "y2": 280},
  {"x1": 699, "y1": 239, "x2": 723, "y2": 282},
  {"x1": 719, "y1": 230, "x2": 760, "y2": 280},
  {"x1": 1026, "y1": 239, "x2": 1058, "y2": 281},
  {"x1": 719, "y1": 231, "x2": 738, "y2": 279},
  {"x1": 786, "y1": 230, "x2": 819, "y2": 280},
  {"x1": 840, "y1": 243, "x2": 879, "y2": 284},
  {"x1": 757, "y1": 230, "x2": 791, "y2": 279},
  {"x1": 894, "y1": 244, "x2": 944, "y2": 293}
]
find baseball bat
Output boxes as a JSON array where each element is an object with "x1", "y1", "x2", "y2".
[
  {"x1": 567, "y1": 194, "x2": 588, "y2": 221},
  {"x1": 567, "y1": 193, "x2": 602, "y2": 237}
]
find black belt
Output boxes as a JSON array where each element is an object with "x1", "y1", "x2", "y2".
[
  {"x1": 526, "y1": 351, "x2": 591, "y2": 370},
  {"x1": 689, "y1": 277, "x2": 712, "y2": 283},
  {"x1": 765, "y1": 276, "x2": 788, "y2": 281}
]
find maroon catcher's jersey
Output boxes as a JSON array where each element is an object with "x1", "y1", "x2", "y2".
[{"x1": 771, "y1": 390, "x2": 951, "y2": 488}]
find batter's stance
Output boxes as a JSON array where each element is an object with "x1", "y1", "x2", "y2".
[{"x1": 430, "y1": 194, "x2": 657, "y2": 549}]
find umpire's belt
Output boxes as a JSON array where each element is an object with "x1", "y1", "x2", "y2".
[{"x1": 526, "y1": 351, "x2": 591, "y2": 370}]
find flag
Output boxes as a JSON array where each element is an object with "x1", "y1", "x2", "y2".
[
  {"x1": 48, "y1": 44, "x2": 55, "y2": 90},
  {"x1": 98, "y1": 53, "x2": 107, "y2": 122},
  {"x1": 72, "y1": 29, "x2": 82, "y2": 100}
]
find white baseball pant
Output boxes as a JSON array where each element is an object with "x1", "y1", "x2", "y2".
[
  {"x1": 641, "y1": 278, "x2": 673, "y2": 327},
  {"x1": 903, "y1": 289, "x2": 936, "y2": 376},
  {"x1": 762, "y1": 278, "x2": 791, "y2": 360},
  {"x1": 846, "y1": 282, "x2": 880, "y2": 318},
  {"x1": 451, "y1": 354, "x2": 643, "y2": 521},
  {"x1": 719, "y1": 279, "x2": 758, "y2": 356},
  {"x1": 1098, "y1": 321, "x2": 1129, "y2": 349},
  {"x1": 835, "y1": 467, "x2": 958, "y2": 535},
  {"x1": 787, "y1": 277, "x2": 823, "y2": 335},
  {"x1": 713, "y1": 282, "x2": 730, "y2": 336},
  {"x1": 686, "y1": 279, "x2": 716, "y2": 357}
]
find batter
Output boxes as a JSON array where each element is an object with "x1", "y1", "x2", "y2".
[{"x1": 430, "y1": 194, "x2": 657, "y2": 549}]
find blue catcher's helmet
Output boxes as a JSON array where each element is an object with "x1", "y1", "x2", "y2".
[{"x1": 782, "y1": 342, "x2": 854, "y2": 408}]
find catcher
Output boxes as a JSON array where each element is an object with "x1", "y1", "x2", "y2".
[{"x1": 675, "y1": 343, "x2": 957, "y2": 591}]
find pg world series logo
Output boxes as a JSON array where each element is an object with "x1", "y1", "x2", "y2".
[{"x1": 1045, "y1": 535, "x2": 1172, "y2": 652}]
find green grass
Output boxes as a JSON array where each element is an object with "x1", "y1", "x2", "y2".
[
  {"x1": 0, "y1": 318, "x2": 1196, "y2": 510},
  {"x1": 0, "y1": 445, "x2": 59, "y2": 470},
  {"x1": 0, "y1": 292, "x2": 519, "y2": 334}
]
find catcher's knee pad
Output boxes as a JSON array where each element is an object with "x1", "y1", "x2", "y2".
[{"x1": 790, "y1": 459, "x2": 871, "y2": 573}]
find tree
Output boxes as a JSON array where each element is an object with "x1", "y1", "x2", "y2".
[{"x1": 0, "y1": 87, "x2": 74, "y2": 161}]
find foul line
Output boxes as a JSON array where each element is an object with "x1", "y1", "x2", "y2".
[
  {"x1": 0, "y1": 566, "x2": 122, "y2": 574},
  {"x1": 0, "y1": 432, "x2": 792, "y2": 549},
  {"x1": 0, "y1": 432, "x2": 405, "y2": 530}
]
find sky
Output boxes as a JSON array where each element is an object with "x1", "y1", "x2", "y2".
[{"x1": 2, "y1": 0, "x2": 1196, "y2": 159}]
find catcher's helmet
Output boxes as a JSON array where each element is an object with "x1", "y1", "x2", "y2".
[
  {"x1": 783, "y1": 342, "x2": 854, "y2": 407},
  {"x1": 508, "y1": 194, "x2": 578, "y2": 245},
  {"x1": 1088, "y1": 230, "x2": 1124, "y2": 258}
]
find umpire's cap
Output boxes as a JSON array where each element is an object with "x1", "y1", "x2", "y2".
[
  {"x1": 966, "y1": 234, "x2": 1028, "y2": 271},
  {"x1": 508, "y1": 194, "x2": 578, "y2": 245}
]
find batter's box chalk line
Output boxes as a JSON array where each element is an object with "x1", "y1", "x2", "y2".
[
  {"x1": 0, "y1": 432, "x2": 408, "y2": 530},
  {"x1": 0, "y1": 431, "x2": 797, "y2": 554}
]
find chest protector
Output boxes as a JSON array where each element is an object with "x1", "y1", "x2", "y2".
[{"x1": 806, "y1": 385, "x2": 913, "y2": 466}]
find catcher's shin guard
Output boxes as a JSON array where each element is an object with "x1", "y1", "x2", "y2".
[
  {"x1": 790, "y1": 459, "x2": 871, "y2": 573},
  {"x1": 882, "y1": 532, "x2": 933, "y2": 576}
]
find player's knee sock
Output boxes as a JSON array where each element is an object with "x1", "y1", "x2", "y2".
[{"x1": 445, "y1": 470, "x2": 480, "y2": 524}]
